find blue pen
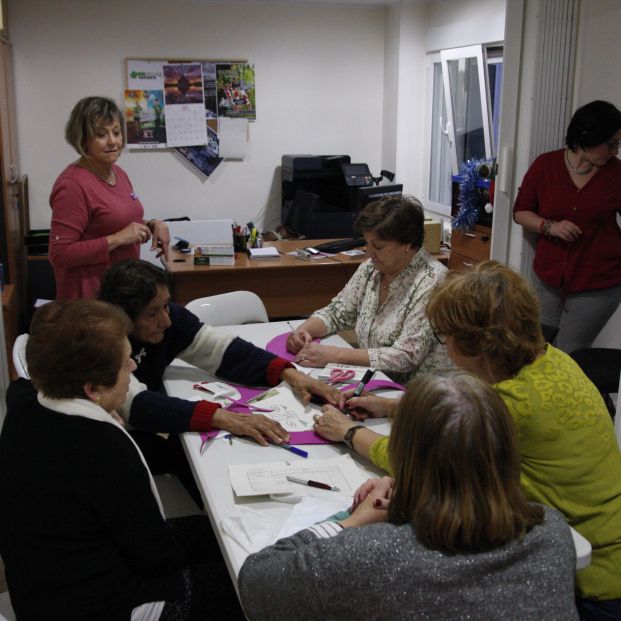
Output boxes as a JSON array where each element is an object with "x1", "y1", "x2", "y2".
[{"x1": 279, "y1": 442, "x2": 308, "y2": 458}]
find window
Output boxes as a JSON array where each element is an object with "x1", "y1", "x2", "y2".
[{"x1": 426, "y1": 44, "x2": 503, "y2": 215}]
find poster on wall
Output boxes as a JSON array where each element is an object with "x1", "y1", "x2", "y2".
[
  {"x1": 124, "y1": 89, "x2": 166, "y2": 148},
  {"x1": 216, "y1": 63, "x2": 256, "y2": 119},
  {"x1": 125, "y1": 58, "x2": 256, "y2": 176}
]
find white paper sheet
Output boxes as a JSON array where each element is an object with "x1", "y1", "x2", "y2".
[
  {"x1": 248, "y1": 384, "x2": 317, "y2": 431},
  {"x1": 227, "y1": 454, "x2": 368, "y2": 497},
  {"x1": 218, "y1": 117, "x2": 248, "y2": 158}
]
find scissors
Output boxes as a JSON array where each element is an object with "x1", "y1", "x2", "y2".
[
  {"x1": 192, "y1": 383, "x2": 273, "y2": 413},
  {"x1": 327, "y1": 368, "x2": 356, "y2": 385}
]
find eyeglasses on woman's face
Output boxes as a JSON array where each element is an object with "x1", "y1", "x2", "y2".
[{"x1": 432, "y1": 327, "x2": 446, "y2": 345}]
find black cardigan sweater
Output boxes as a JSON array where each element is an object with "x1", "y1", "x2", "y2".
[{"x1": 0, "y1": 379, "x2": 186, "y2": 620}]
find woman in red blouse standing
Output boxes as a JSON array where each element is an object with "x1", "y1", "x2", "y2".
[
  {"x1": 50, "y1": 97, "x2": 170, "y2": 300},
  {"x1": 513, "y1": 100, "x2": 621, "y2": 353}
]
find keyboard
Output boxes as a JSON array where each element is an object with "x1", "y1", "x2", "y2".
[{"x1": 311, "y1": 238, "x2": 367, "y2": 254}]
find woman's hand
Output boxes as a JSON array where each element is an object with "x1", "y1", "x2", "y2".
[
  {"x1": 147, "y1": 220, "x2": 170, "y2": 260},
  {"x1": 350, "y1": 476, "x2": 394, "y2": 512},
  {"x1": 343, "y1": 392, "x2": 397, "y2": 420},
  {"x1": 108, "y1": 222, "x2": 152, "y2": 250},
  {"x1": 286, "y1": 328, "x2": 314, "y2": 354},
  {"x1": 295, "y1": 343, "x2": 341, "y2": 368},
  {"x1": 340, "y1": 476, "x2": 394, "y2": 528},
  {"x1": 281, "y1": 368, "x2": 345, "y2": 409},
  {"x1": 549, "y1": 219, "x2": 582, "y2": 243},
  {"x1": 313, "y1": 405, "x2": 356, "y2": 442},
  {"x1": 212, "y1": 410, "x2": 289, "y2": 446}
]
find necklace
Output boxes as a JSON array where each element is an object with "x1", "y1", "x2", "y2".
[
  {"x1": 80, "y1": 158, "x2": 116, "y2": 185},
  {"x1": 565, "y1": 149, "x2": 593, "y2": 176}
]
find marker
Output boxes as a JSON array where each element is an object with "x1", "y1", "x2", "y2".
[
  {"x1": 286, "y1": 475, "x2": 340, "y2": 492},
  {"x1": 343, "y1": 368, "x2": 376, "y2": 418},
  {"x1": 351, "y1": 369, "x2": 375, "y2": 398},
  {"x1": 278, "y1": 442, "x2": 308, "y2": 458}
]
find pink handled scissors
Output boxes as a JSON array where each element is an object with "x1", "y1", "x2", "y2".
[{"x1": 327, "y1": 368, "x2": 356, "y2": 385}]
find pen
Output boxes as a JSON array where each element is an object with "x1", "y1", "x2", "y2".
[
  {"x1": 278, "y1": 442, "x2": 308, "y2": 458},
  {"x1": 287, "y1": 321, "x2": 296, "y2": 332},
  {"x1": 286, "y1": 475, "x2": 340, "y2": 492}
]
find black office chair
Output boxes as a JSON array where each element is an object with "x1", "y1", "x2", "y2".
[
  {"x1": 570, "y1": 348, "x2": 621, "y2": 417},
  {"x1": 286, "y1": 190, "x2": 319, "y2": 237}
]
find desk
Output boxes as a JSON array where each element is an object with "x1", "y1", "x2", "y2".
[
  {"x1": 163, "y1": 321, "x2": 392, "y2": 584},
  {"x1": 163, "y1": 320, "x2": 591, "y2": 590},
  {"x1": 165, "y1": 239, "x2": 450, "y2": 317}
]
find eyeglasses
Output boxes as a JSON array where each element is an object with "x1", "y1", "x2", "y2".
[
  {"x1": 605, "y1": 139, "x2": 621, "y2": 150},
  {"x1": 432, "y1": 328, "x2": 446, "y2": 345}
]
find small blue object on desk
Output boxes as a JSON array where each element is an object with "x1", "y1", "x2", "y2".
[{"x1": 279, "y1": 442, "x2": 308, "y2": 458}]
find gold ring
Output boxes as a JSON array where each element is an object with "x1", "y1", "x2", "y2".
[{"x1": 313, "y1": 414, "x2": 320, "y2": 423}]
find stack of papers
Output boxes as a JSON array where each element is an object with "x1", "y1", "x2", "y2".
[{"x1": 248, "y1": 247, "x2": 279, "y2": 259}]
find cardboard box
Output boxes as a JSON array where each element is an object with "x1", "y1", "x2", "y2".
[{"x1": 423, "y1": 220, "x2": 442, "y2": 254}]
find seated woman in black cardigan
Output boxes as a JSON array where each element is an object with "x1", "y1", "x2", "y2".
[
  {"x1": 0, "y1": 300, "x2": 243, "y2": 620},
  {"x1": 238, "y1": 369, "x2": 578, "y2": 621}
]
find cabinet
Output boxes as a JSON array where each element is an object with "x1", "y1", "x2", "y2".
[
  {"x1": 1, "y1": 284, "x2": 17, "y2": 379},
  {"x1": 449, "y1": 224, "x2": 491, "y2": 270}
]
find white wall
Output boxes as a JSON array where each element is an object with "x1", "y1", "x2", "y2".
[{"x1": 9, "y1": 0, "x2": 387, "y2": 231}]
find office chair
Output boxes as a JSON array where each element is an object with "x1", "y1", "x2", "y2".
[
  {"x1": 286, "y1": 190, "x2": 320, "y2": 237},
  {"x1": 11, "y1": 334, "x2": 29, "y2": 379},
  {"x1": 186, "y1": 291, "x2": 269, "y2": 326}
]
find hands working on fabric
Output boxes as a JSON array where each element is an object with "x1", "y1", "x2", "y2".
[{"x1": 211, "y1": 409, "x2": 289, "y2": 446}]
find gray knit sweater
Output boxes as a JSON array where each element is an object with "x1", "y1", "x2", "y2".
[{"x1": 238, "y1": 506, "x2": 578, "y2": 621}]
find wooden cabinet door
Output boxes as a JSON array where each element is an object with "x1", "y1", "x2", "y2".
[{"x1": 0, "y1": 39, "x2": 21, "y2": 286}]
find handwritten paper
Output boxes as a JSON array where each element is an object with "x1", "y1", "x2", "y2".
[
  {"x1": 228, "y1": 454, "x2": 368, "y2": 497},
  {"x1": 249, "y1": 385, "x2": 317, "y2": 431}
]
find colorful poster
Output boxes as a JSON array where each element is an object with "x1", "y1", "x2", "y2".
[
  {"x1": 216, "y1": 63, "x2": 256, "y2": 119},
  {"x1": 124, "y1": 90, "x2": 167, "y2": 148}
]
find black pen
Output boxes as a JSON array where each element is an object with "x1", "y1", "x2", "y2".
[
  {"x1": 351, "y1": 369, "x2": 375, "y2": 398},
  {"x1": 342, "y1": 368, "x2": 375, "y2": 418}
]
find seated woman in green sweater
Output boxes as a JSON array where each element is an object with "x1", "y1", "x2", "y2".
[{"x1": 313, "y1": 260, "x2": 621, "y2": 618}]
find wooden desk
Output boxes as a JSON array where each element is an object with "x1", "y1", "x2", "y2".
[{"x1": 166, "y1": 239, "x2": 449, "y2": 318}]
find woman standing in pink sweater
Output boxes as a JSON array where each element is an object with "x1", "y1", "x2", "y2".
[{"x1": 50, "y1": 96, "x2": 169, "y2": 299}]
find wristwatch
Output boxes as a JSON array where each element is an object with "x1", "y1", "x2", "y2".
[{"x1": 344, "y1": 425, "x2": 365, "y2": 450}]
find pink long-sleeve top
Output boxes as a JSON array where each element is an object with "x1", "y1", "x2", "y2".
[{"x1": 49, "y1": 163, "x2": 145, "y2": 300}]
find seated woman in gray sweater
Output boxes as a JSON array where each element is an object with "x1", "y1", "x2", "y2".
[{"x1": 238, "y1": 369, "x2": 578, "y2": 621}]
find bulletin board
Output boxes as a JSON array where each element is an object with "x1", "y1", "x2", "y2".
[{"x1": 124, "y1": 58, "x2": 256, "y2": 177}]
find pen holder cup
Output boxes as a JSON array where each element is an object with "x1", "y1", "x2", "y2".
[{"x1": 234, "y1": 233, "x2": 250, "y2": 252}]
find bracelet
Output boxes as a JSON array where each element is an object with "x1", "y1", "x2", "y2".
[
  {"x1": 344, "y1": 425, "x2": 365, "y2": 450},
  {"x1": 542, "y1": 219, "x2": 555, "y2": 237}
]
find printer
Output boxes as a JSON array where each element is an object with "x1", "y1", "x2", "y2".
[{"x1": 281, "y1": 154, "x2": 359, "y2": 238}]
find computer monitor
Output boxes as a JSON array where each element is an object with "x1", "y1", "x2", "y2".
[{"x1": 354, "y1": 183, "x2": 403, "y2": 213}]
